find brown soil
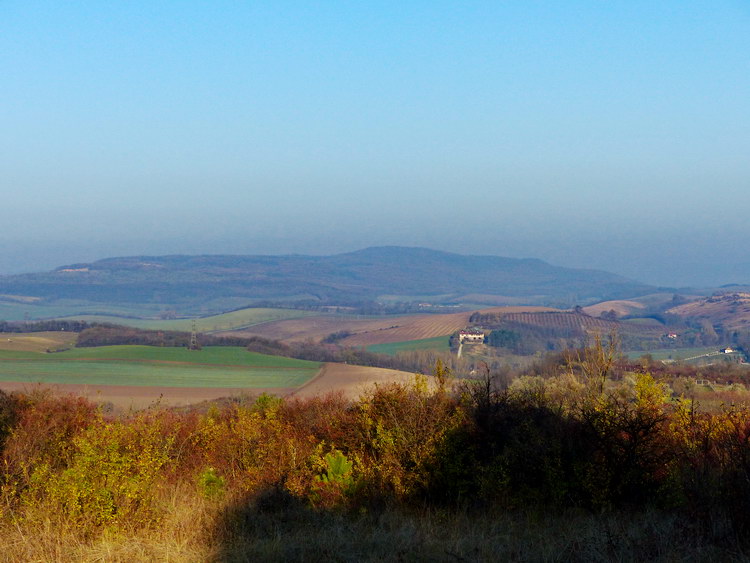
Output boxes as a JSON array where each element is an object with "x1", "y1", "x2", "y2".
[
  {"x1": 227, "y1": 306, "x2": 559, "y2": 347},
  {"x1": 291, "y1": 363, "x2": 420, "y2": 400},
  {"x1": 0, "y1": 381, "x2": 284, "y2": 412}
]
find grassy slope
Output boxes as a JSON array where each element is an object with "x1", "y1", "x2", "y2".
[
  {"x1": 0, "y1": 300, "x2": 164, "y2": 321},
  {"x1": 0, "y1": 346, "x2": 320, "y2": 388},
  {"x1": 59, "y1": 307, "x2": 316, "y2": 332},
  {"x1": 0, "y1": 331, "x2": 77, "y2": 353},
  {"x1": 367, "y1": 336, "x2": 450, "y2": 356}
]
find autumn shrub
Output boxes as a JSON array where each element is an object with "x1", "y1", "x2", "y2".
[
  {"x1": 190, "y1": 398, "x2": 319, "y2": 501},
  {"x1": 11, "y1": 355, "x2": 750, "y2": 558},
  {"x1": 349, "y1": 374, "x2": 464, "y2": 504},
  {"x1": 280, "y1": 391, "x2": 356, "y2": 446},
  {"x1": 2, "y1": 392, "x2": 98, "y2": 504},
  {"x1": 441, "y1": 369, "x2": 677, "y2": 511},
  {"x1": 574, "y1": 372, "x2": 673, "y2": 509},
  {"x1": 668, "y1": 401, "x2": 750, "y2": 534},
  {"x1": 19, "y1": 409, "x2": 182, "y2": 531},
  {"x1": 306, "y1": 448, "x2": 360, "y2": 509},
  {"x1": 444, "y1": 380, "x2": 590, "y2": 509}
]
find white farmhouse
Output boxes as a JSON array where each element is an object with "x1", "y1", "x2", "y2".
[{"x1": 458, "y1": 329, "x2": 485, "y2": 343}]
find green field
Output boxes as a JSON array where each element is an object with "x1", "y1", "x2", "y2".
[
  {"x1": 367, "y1": 336, "x2": 450, "y2": 356},
  {"x1": 0, "y1": 346, "x2": 321, "y2": 388},
  {"x1": 59, "y1": 307, "x2": 316, "y2": 332},
  {"x1": 0, "y1": 300, "x2": 166, "y2": 322}
]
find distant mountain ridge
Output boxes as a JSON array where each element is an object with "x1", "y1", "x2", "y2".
[{"x1": 0, "y1": 246, "x2": 656, "y2": 310}]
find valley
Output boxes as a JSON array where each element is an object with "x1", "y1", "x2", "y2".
[{"x1": 1, "y1": 248, "x2": 750, "y2": 412}]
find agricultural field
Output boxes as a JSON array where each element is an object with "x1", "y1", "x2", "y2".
[
  {"x1": 498, "y1": 312, "x2": 619, "y2": 332},
  {"x1": 0, "y1": 346, "x2": 321, "y2": 389},
  {"x1": 366, "y1": 336, "x2": 450, "y2": 356},
  {"x1": 290, "y1": 363, "x2": 420, "y2": 400},
  {"x1": 487, "y1": 311, "x2": 667, "y2": 342},
  {"x1": 583, "y1": 299, "x2": 647, "y2": 317},
  {"x1": 0, "y1": 331, "x2": 77, "y2": 353},
  {"x1": 229, "y1": 306, "x2": 559, "y2": 347},
  {"x1": 0, "y1": 298, "x2": 166, "y2": 322},
  {"x1": 59, "y1": 307, "x2": 316, "y2": 332},
  {"x1": 227, "y1": 312, "x2": 471, "y2": 344},
  {"x1": 626, "y1": 346, "x2": 740, "y2": 362}
]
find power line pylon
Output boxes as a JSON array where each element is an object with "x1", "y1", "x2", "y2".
[{"x1": 190, "y1": 319, "x2": 198, "y2": 350}]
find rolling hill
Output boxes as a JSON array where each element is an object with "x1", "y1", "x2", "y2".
[
  {"x1": 667, "y1": 292, "x2": 750, "y2": 331},
  {"x1": 0, "y1": 247, "x2": 656, "y2": 315}
]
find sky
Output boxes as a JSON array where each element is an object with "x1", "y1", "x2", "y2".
[{"x1": 2, "y1": 1, "x2": 749, "y2": 287}]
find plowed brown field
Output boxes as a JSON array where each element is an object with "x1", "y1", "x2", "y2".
[
  {"x1": 227, "y1": 306, "x2": 559, "y2": 346},
  {"x1": 0, "y1": 381, "x2": 280, "y2": 411},
  {"x1": 500, "y1": 312, "x2": 618, "y2": 332},
  {"x1": 291, "y1": 363, "x2": 421, "y2": 400}
]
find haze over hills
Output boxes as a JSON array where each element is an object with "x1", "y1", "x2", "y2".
[{"x1": 0, "y1": 246, "x2": 657, "y2": 314}]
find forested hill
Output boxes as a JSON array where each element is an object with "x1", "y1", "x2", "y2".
[{"x1": 0, "y1": 246, "x2": 655, "y2": 307}]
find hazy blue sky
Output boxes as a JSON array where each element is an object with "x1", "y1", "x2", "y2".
[{"x1": 2, "y1": 1, "x2": 749, "y2": 287}]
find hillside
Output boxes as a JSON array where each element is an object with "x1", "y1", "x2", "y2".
[
  {"x1": 0, "y1": 247, "x2": 655, "y2": 315},
  {"x1": 227, "y1": 306, "x2": 558, "y2": 346},
  {"x1": 667, "y1": 292, "x2": 750, "y2": 331}
]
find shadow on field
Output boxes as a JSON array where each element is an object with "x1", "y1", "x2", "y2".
[
  {"x1": 208, "y1": 486, "x2": 383, "y2": 563},
  {"x1": 206, "y1": 484, "x2": 749, "y2": 563},
  {"x1": 208, "y1": 485, "x2": 478, "y2": 563}
]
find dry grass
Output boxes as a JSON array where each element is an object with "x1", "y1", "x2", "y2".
[
  {"x1": 0, "y1": 483, "x2": 215, "y2": 562},
  {"x1": 201, "y1": 505, "x2": 750, "y2": 562},
  {"x1": 583, "y1": 300, "x2": 647, "y2": 317},
  {"x1": 5, "y1": 474, "x2": 744, "y2": 563},
  {"x1": 0, "y1": 331, "x2": 77, "y2": 353},
  {"x1": 668, "y1": 293, "x2": 750, "y2": 330}
]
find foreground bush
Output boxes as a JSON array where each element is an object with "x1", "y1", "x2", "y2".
[{"x1": 3, "y1": 361, "x2": 750, "y2": 559}]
